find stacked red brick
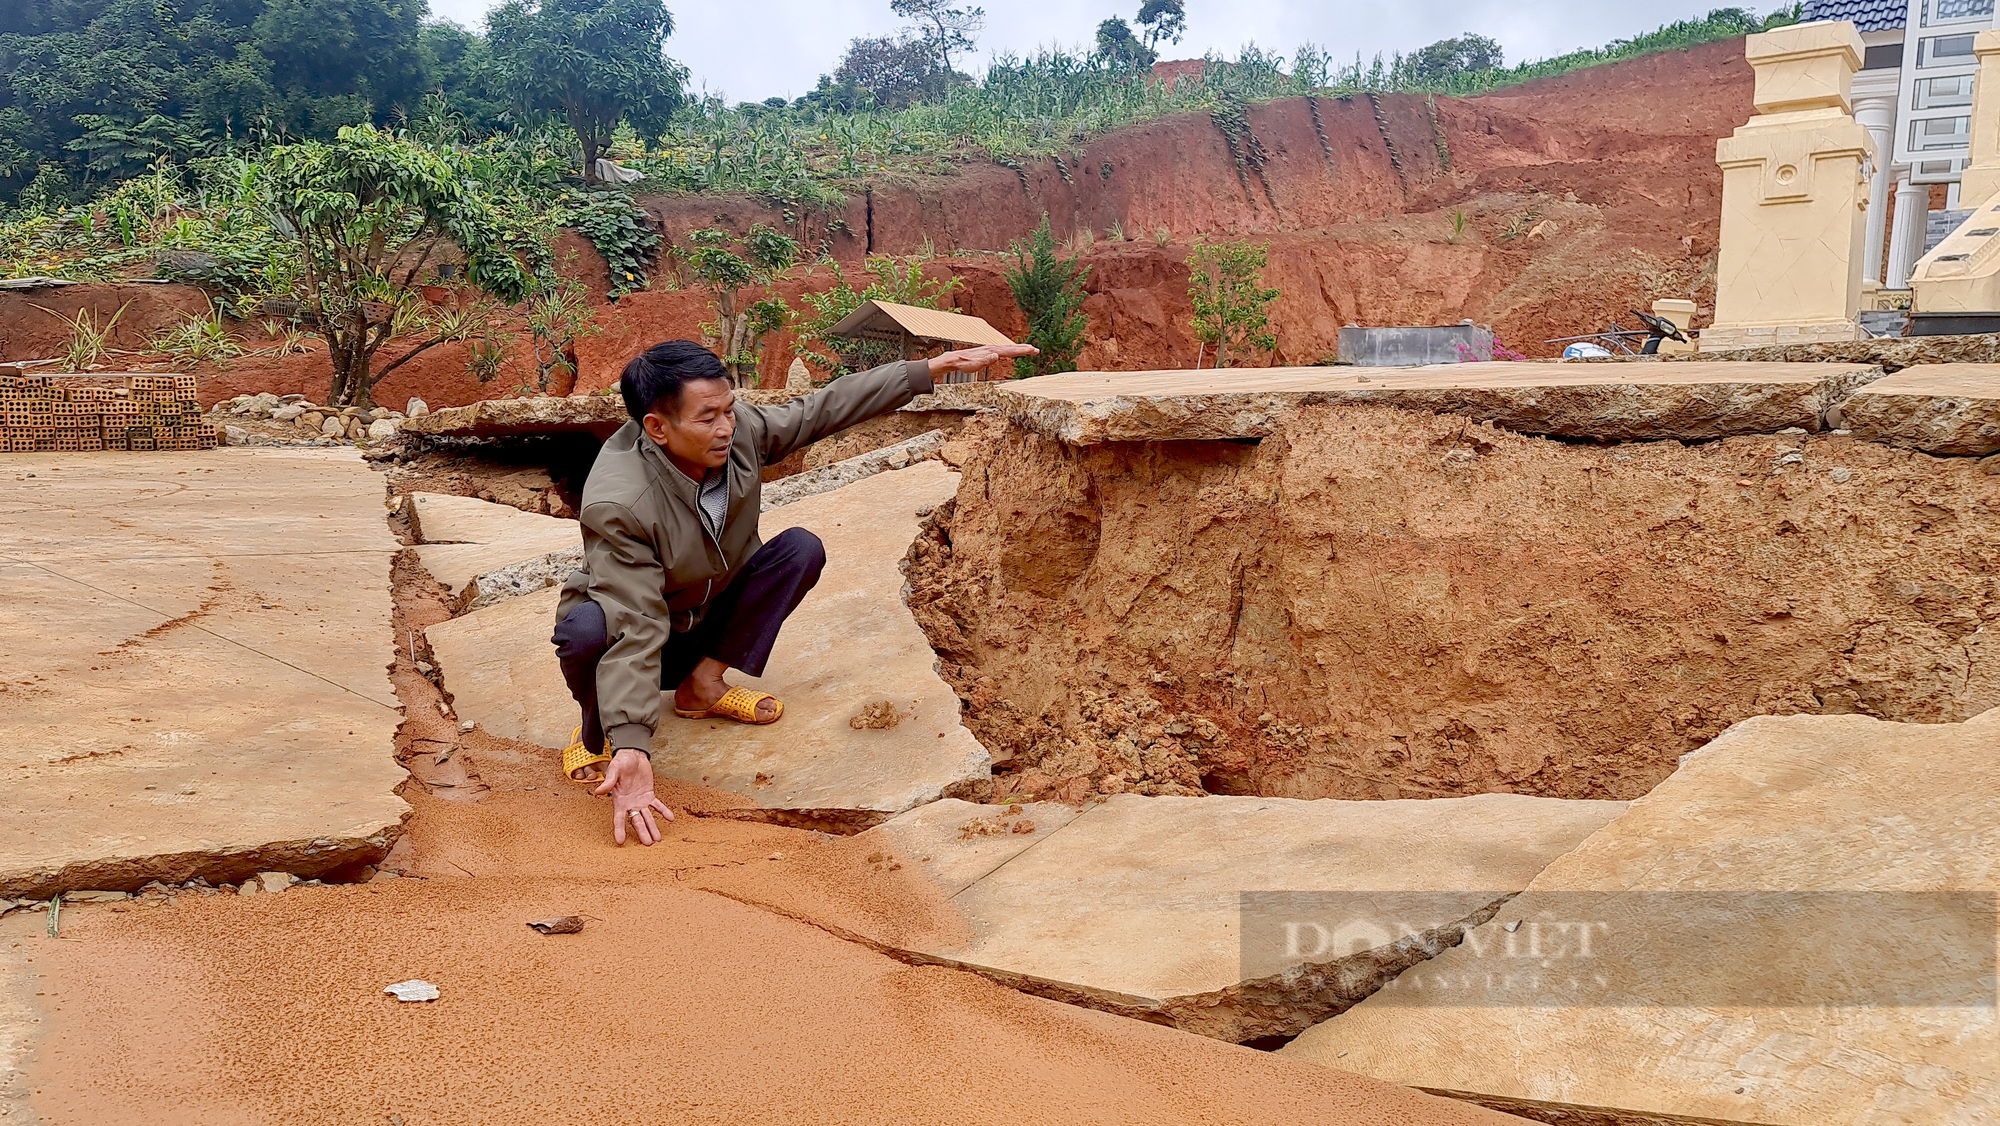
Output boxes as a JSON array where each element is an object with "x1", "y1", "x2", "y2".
[{"x1": 0, "y1": 373, "x2": 219, "y2": 452}]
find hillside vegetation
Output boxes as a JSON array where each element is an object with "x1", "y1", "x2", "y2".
[{"x1": 3, "y1": 3, "x2": 1798, "y2": 212}]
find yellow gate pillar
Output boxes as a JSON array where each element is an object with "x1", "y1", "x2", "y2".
[
  {"x1": 1701, "y1": 21, "x2": 1873, "y2": 352},
  {"x1": 1909, "y1": 31, "x2": 2000, "y2": 320},
  {"x1": 1956, "y1": 30, "x2": 2000, "y2": 204}
]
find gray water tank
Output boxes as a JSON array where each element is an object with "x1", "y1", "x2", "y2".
[{"x1": 1336, "y1": 322, "x2": 1495, "y2": 366}]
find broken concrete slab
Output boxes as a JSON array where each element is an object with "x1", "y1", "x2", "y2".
[
  {"x1": 762, "y1": 429, "x2": 946, "y2": 509},
  {"x1": 856, "y1": 797, "x2": 1085, "y2": 897},
  {"x1": 456, "y1": 547, "x2": 583, "y2": 613},
  {"x1": 0, "y1": 451, "x2": 409, "y2": 898},
  {"x1": 857, "y1": 791, "x2": 1627, "y2": 1042},
  {"x1": 404, "y1": 492, "x2": 581, "y2": 609},
  {"x1": 399, "y1": 384, "x2": 996, "y2": 442},
  {"x1": 1282, "y1": 708, "x2": 2000, "y2": 1126},
  {"x1": 1686, "y1": 329, "x2": 2000, "y2": 369},
  {"x1": 423, "y1": 585, "x2": 570, "y2": 750},
  {"x1": 425, "y1": 460, "x2": 990, "y2": 827},
  {"x1": 1001, "y1": 362, "x2": 1882, "y2": 445},
  {"x1": 408, "y1": 490, "x2": 570, "y2": 544},
  {"x1": 414, "y1": 530, "x2": 581, "y2": 608},
  {"x1": 1837, "y1": 363, "x2": 2000, "y2": 455},
  {"x1": 397, "y1": 395, "x2": 630, "y2": 439}
]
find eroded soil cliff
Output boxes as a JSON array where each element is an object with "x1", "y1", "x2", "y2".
[{"x1": 910, "y1": 413, "x2": 2000, "y2": 803}]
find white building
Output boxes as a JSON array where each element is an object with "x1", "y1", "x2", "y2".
[{"x1": 1802, "y1": 0, "x2": 1998, "y2": 288}]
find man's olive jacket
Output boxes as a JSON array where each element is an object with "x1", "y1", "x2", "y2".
[{"x1": 556, "y1": 359, "x2": 934, "y2": 752}]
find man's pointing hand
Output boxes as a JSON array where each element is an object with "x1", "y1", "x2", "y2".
[
  {"x1": 927, "y1": 343, "x2": 1039, "y2": 379},
  {"x1": 593, "y1": 748, "x2": 675, "y2": 845}
]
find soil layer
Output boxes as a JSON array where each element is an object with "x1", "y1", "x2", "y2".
[{"x1": 910, "y1": 411, "x2": 2000, "y2": 803}]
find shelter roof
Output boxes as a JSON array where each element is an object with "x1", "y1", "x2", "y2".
[{"x1": 827, "y1": 300, "x2": 1014, "y2": 347}]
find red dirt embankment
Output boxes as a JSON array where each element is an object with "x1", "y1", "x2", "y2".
[
  {"x1": 908, "y1": 411, "x2": 2000, "y2": 805},
  {"x1": 629, "y1": 37, "x2": 1750, "y2": 374},
  {"x1": 0, "y1": 40, "x2": 1752, "y2": 403}
]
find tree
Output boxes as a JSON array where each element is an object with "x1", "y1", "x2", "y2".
[
  {"x1": 1186, "y1": 239, "x2": 1278, "y2": 369},
  {"x1": 889, "y1": 0, "x2": 983, "y2": 75},
  {"x1": 1002, "y1": 215, "x2": 1089, "y2": 377},
  {"x1": 678, "y1": 224, "x2": 799, "y2": 386},
  {"x1": 263, "y1": 125, "x2": 533, "y2": 406},
  {"x1": 485, "y1": 0, "x2": 688, "y2": 182},
  {"x1": 252, "y1": 0, "x2": 432, "y2": 119},
  {"x1": 1135, "y1": 0, "x2": 1186, "y2": 51},
  {"x1": 1094, "y1": 18, "x2": 1156, "y2": 70},
  {"x1": 828, "y1": 35, "x2": 951, "y2": 109},
  {"x1": 1405, "y1": 33, "x2": 1504, "y2": 87},
  {"x1": 417, "y1": 21, "x2": 511, "y2": 135}
]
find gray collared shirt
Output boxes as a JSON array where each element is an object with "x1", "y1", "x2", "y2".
[{"x1": 696, "y1": 464, "x2": 728, "y2": 542}]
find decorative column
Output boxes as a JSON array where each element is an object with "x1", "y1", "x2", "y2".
[
  {"x1": 1886, "y1": 167, "x2": 1927, "y2": 289},
  {"x1": 1909, "y1": 29, "x2": 2000, "y2": 317},
  {"x1": 1955, "y1": 31, "x2": 2000, "y2": 202},
  {"x1": 1851, "y1": 74, "x2": 1899, "y2": 284},
  {"x1": 1702, "y1": 21, "x2": 1873, "y2": 351}
]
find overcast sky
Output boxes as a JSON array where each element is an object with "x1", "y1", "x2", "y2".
[{"x1": 427, "y1": 0, "x2": 1765, "y2": 104}]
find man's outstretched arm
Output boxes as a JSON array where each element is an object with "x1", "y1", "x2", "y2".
[
  {"x1": 579, "y1": 500, "x2": 677, "y2": 845},
  {"x1": 753, "y1": 345, "x2": 1037, "y2": 465}
]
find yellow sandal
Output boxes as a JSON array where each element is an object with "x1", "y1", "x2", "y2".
[
  {"x1": 561, "y1": 727, "x2": 613, "y2": 784},
  {"x1": 673, "y1": 685, "x2": 783, "y2": 725}
]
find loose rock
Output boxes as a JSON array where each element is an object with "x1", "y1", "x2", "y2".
[
  {"x1": 526, "y1": 915, "x2": 587, "y2": 935},
  {"x1": 383, "y1": 979, "x2": 440, "y2": 1002}
]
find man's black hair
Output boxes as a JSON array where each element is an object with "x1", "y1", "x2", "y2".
[{"x1": 620, "y1": 340, "x2": 730, "y2": 422}]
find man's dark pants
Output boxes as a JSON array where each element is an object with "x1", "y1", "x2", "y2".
[{"x1": 551, "y1": 527, "x2": 826, "y2": 754}]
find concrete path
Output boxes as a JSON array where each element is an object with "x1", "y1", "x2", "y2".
[
  {"x1": 405, "y1": 491, "x2": 580, "y2": 609},
  {"x1": 1282, "y1": 708, "x2": 2000, "y2": 1126},
  {"x1": 425, "y1": 460, "x2": 990, "y2": 828},
  {"x1": 1839, "y1": 363, "x2": 2000, "y2": 455},
  {"x1": 0, "y1": 451, "x2": 408, "y2": 897},
  {"x1": 858, "y1": 792, "x2": 1627, "y2": 1042},
  {"x1": 1001, "y1": 362, "x2": 1881, "y2": 444}
]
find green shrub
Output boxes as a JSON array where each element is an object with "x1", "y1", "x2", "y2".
[{"x1": 1002, "y1": 215, "x2": 1089, "y2": 378}]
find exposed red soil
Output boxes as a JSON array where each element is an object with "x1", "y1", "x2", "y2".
[
  {"x1": 627, "y1": 38, "x2": 1750, "y2": 373},
  {"x1": 10, "y1": 539, "x2": 1521, "y2": 1126},
  {"x1": 909, "y1": 412, "x2": 2000, "y2": 805},
  {"x1": 3, "y1": 40, "x2": 1752, "y2": 404}
]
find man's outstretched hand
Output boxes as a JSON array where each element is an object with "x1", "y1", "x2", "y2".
[
  {"x1": 593, "y1": 748, "x2": 675, "y2": 845},
  {"x1": 927, "y1": 343, "x2": 1038, "y2": 379}
]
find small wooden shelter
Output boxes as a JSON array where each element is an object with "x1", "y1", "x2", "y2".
[{"x1": 826, "y1": 300, "x2": 1016, "y2": 383}]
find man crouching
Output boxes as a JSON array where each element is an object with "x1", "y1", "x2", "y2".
[{"x1": 551, "y1": 338, "x2": 1035, "y2": 844}]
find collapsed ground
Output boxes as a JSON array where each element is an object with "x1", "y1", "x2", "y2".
[
  {"x1": 912, "y1": 408, "x2": 2000, "y2": 805},
  {"x1": 0, "y1": 492, "x2": 1514, "y2": 1126}
]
